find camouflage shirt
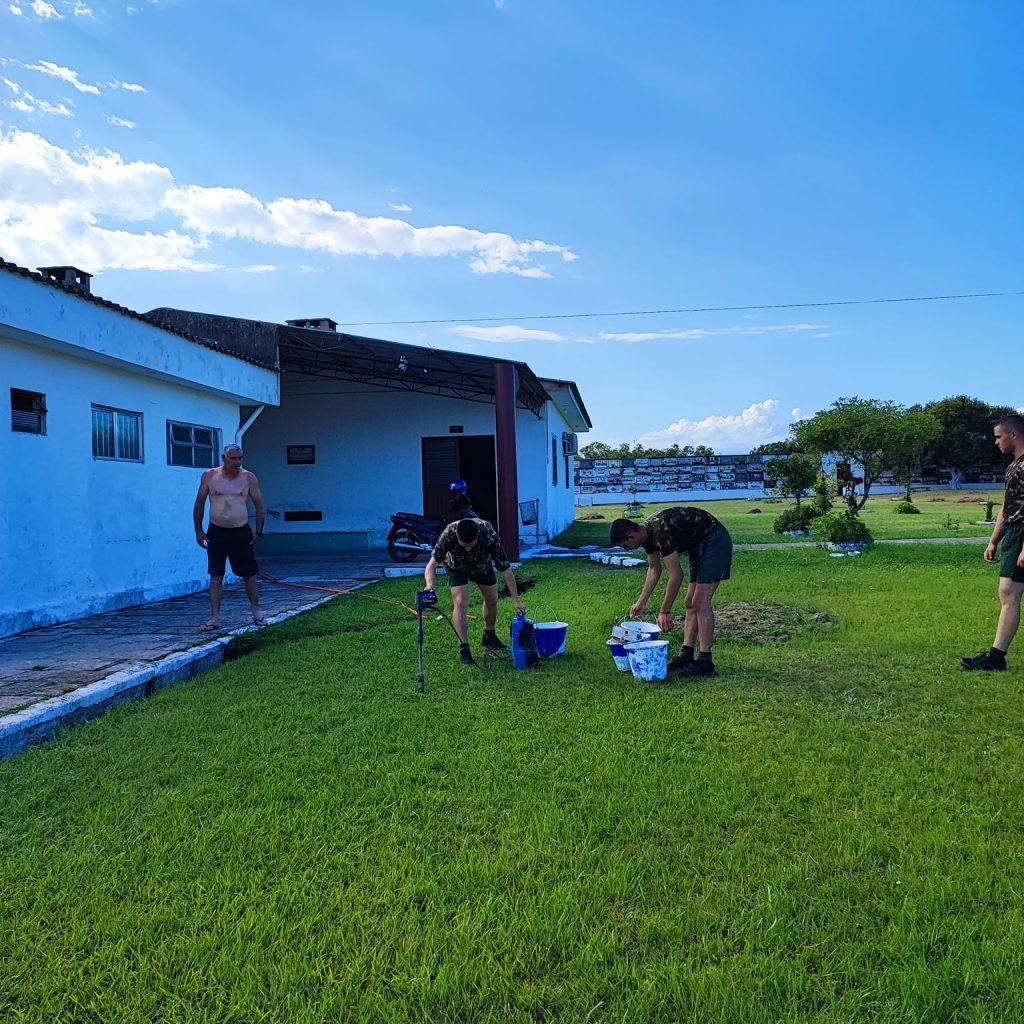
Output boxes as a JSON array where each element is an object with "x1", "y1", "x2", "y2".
[
  {"x1": 641, "y1": 506, "x2": 721, "y2": 557},
  {"x1": 1005, "y1": 454, "x2": 1024, "y2": 525},
  {"x1": 432, "y1": 519, "x2": 511, "y2": 575}
]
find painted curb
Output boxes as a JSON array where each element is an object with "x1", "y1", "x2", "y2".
[{"x1": 0, "y1": 595, "x2": 339, "y2": 759}]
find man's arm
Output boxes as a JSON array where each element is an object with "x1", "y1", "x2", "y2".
[
  {"x1": 193, "y1": 473, "x2": 211, "y2": 547},
  {"x1": 658, "y1": 551, "x2": 685, "y2": 632},
  {"x1": 424, "y1": 556, "x2": 439, "y2": 590},
  {"x1": 428, "y1": 527, "x2": 453, "y2": 588},
  {"x1": 986, "y1": 497, "x2": 1007, "y2": 563},
  {"x1": 630, "y1": 552, "x2": 663, "y2": 617},
  {"x1": 501, "y1": 567, "x2": 525, "y2": 614},
  {"x1": 486, "y1": 528, "x2": 512, "y2": 576},
  {"x1": 247, "y1": 472, "x2": 266, "y2": 538}
]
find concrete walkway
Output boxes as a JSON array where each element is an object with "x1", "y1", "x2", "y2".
[{"x1": 0, "y1": 552, "x2": 391, "y2": 756}]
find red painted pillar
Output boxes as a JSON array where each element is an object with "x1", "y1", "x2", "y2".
[{"x1": 493, "y1": 361, "x2": 520, "y2": 561}]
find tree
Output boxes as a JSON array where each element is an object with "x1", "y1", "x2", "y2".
[
  {"x1": 751, "y1": 440, "x2": 800, "y2": 456},
  {"x1": 792, "y1": 397, "x2": 937, "y2": 511},
  {"x1": 887, "y1": 410, "x2": 942, "y2": 501},
  {"x1": 579, "y1": 441, "x2": 715, "y2": 459},
  {"x1": 922, "y1": 395, "x2": 1019, "y2": 469},
  {"x1": 579, "y1": 441, "x2": 613, "y2": 460},
  {"x1": 764, "y1": 454, "x2": 819, "y2": 507}
]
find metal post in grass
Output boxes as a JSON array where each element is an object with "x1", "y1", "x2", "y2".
[{"x1": 415, "y1": 588, "x2": 437, "y2": 693}]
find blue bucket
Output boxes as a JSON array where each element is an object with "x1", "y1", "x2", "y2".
[{"x1": 534, "y1": 621, "x2": 568, "y2": 658}]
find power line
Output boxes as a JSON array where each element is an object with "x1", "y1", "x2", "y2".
[{"x1": 335, "y1": 288, "x2": 1024, "y2": 328}]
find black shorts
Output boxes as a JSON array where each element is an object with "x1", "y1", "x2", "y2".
[
  {"x1": 689, "y1": 524, "x2": 733, "y2": 584},
  {"x1": 999, "y1": 524, "x2": 1024, "y2": 584},
  {"x1": 207, "y1": 523, "x2": 259, "y2": 579},
  {"x1": 448, "y1": 568, "x2": 498, "y2": 588}
]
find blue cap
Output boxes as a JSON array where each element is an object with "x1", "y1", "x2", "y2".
[{"x1": 450, "y1": 478, "x2": 467, "y2": 492}]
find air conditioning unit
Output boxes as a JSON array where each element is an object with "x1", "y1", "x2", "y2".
[{"x1": 562, "y1": 432, "x2": 578, "y2": 455}]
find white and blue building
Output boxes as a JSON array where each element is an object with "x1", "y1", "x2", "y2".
[{"x1": 1, "y1": 262, "x2": 590, "y2": 637}]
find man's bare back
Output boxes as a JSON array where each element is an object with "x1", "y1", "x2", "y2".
[{"x1": 205, "y1": 467, "x2": 257, "y2": 528}]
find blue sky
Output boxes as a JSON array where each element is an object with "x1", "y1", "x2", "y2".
[{"x1": 2, "y1": 1, "x2": 1022, "y2": 448}]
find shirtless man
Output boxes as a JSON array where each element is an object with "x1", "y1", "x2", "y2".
[{"x1": 193, "y1": 443, "x2": 267, "y2": 630}]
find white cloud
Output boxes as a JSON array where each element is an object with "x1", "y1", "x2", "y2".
[
  {"x1": 791, "y1": 407, "x2": 807, "y2": 420},
  {"x1": 162, "y1": 189, "x2": 576, "y2": 277},
  {"x1": 2, "y1": 77, "x2": 19, "y2": 93},
  {"x1": 105, "y1": 114, "x2": 136, "y2": 128},
  {"x1": 639, "y1": 399, "x2": 787, "y2": 449},
  {"x1": 24, "y1": 60, "x2": 100, "y2": 94},
  {"x1": 4, "y1": 61, "x2": 146, "y2": 95},
  {"x1": 599, "y1": 323, "x2": 828, "y2": 344},
  {"x1": 448, "y1": 324, "x2": 566, "y2": 343},
  {"x1": 0, "y1": 129, "x2": 577, "y2": 277},
  {"x1": 9, "y1": 4, "x2": 24, "y2": 13},
  {"x1": 0, "y1": 129, "x2": 212, "y2": 270},
  {"x1": 389, "y1": 202, "x2": 412, "y2": 212},
  {"x1": 70, "y1": 0, "x2": 93, "y2": 14},
  {"x1": 298, "y1": 264, "x2": 315, "y2": 272},
  {"x1": 238, "y1": 264, "x2": 277, "y2": 274},
  {"x1": 29, "y1": 0, "x2": 61, "y2": 16},
  {"x1": 6, "y1": 90, "x2": 72, "y2": 116}
]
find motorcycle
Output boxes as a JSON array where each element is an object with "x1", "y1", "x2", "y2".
[
  {"x1": 386, "y1": 503, "x2": 478, "y2": 562},
  {"x1": 387, "y1": 480, "x2": 478, "y2": 563}
]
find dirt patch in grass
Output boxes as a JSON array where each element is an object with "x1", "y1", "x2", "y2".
[
  {"x1": 579, "y1": 512, "x2": 606, "y2": 521},
  {"x1": 671, "y1": 602, "x2": 833, "y2": 644},
  {"x1": 501, "y1": 576, "x2": 537, "y2": 597}
]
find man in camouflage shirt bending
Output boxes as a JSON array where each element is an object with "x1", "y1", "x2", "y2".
[
  {"x1": 425, "y1": 518, "x2": 526, "y2": 665},
  {"x1": 961, "y1": 414, "x2": 1024, "y2": 671},
  {"x1": 610, "y1": 506, "x2": 733, "y2": 677}
]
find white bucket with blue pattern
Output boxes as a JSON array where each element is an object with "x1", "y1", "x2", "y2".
[
  {"x1": 624, "y1": 640, "x2": 669, "y2": 682},
  {"x1": 612, "y1": 621, "x2": 661, "y2": 644},
  {"x1": 607, "y1": 638, "x2": 631, "y2": 672}
]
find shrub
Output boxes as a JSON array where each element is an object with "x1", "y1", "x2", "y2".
[
  {"x1": 808, "y1": 477, "x2": 834, "y2": 518},
  {"x1": 812, "y1": 512, "x2": 874, "y2": 547},
  {"x1": 894, "y1": 501, "x2": 921, "y2": 515},
  {"x1": 773, "y1": 505, "x2": 816, "y2": 534}
]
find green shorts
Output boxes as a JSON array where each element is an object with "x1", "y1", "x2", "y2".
[
  {"x1": 689, "y1": 523, "x2": 733, "y2": 584},
  {"x1": 999, "y1": 524, "x2": 1024, "y2": 583}
]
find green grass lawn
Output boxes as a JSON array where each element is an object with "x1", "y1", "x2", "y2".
[
  {"x1": 3, "y1": 546, "x2": 1023, "y2": 1022},
  {"x1": 556, "y1": 492, "x2": 999, "y2": 547}
]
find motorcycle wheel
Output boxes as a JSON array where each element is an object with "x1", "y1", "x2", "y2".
[{"x1": 387, "y1": 527, "x2": 421, "y2": 563}]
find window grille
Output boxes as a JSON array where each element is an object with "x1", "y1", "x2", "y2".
[
  {"x1": 92, "y1": 405, "x2": 143, "y2": 462},
  {"x1": 11, "y1": 389, "x2": 46, "y2": 434},
  {"x1": 167, "y1": 421, "x2": 219, "y2": 468}
]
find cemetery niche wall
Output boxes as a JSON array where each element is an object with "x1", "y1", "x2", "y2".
[{"x1": 574, "y1": 453, "x2": 772, "y2": 502}]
